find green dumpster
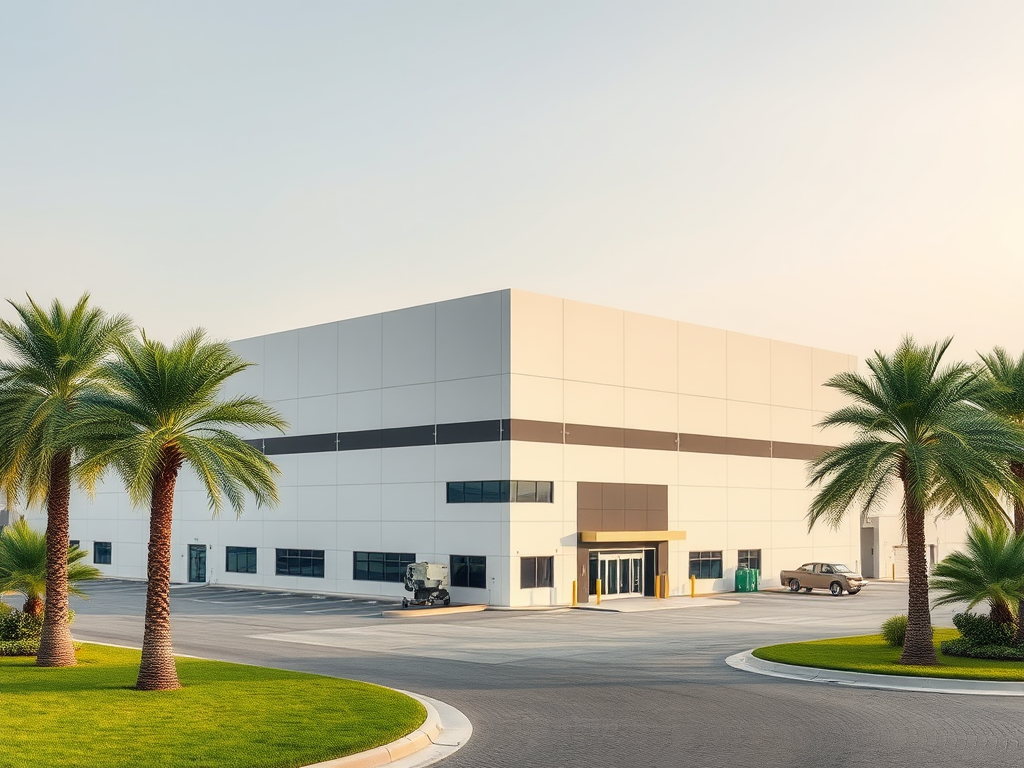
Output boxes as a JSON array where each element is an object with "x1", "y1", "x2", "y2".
[{"x1": 735, "y1": 567, "x2": 759, "y2": 593}]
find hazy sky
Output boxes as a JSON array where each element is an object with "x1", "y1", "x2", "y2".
[{"x1": 2, "y1": 2, "x2": 1021, "y2": 364}]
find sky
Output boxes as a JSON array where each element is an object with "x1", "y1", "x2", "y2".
[{"x1": 1, "y1": 1, "x2": 1021, "y2": 364}]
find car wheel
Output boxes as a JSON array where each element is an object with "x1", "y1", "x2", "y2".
[
  {"x1": 789, "y1": 579, "x2": 801, "y2": 592},
  {"x1": 848, "y1": 589, "x2": 861, "y2": 595},
  {"x1": 830, "y1": 582, "x2": 843, "y2": 596},
  {"x1": 443, "y1": 595, "x2": 451, "y2": 606},
  {"x1": 803, "y1": 587, "x2": 813, "y2": 593}
]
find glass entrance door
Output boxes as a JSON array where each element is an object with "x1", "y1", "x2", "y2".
[
  {"x1": 188, "y1": 544, "x2": 207, "y2": 583},
  {"x1": 597, "y1": 551, "x2": 644, "y2": 598}
]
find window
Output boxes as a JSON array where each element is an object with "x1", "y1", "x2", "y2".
[
  {"x1": 446, "y1": 481, "x2": 553, "y2": 503},
  {"x1": 450, "y1": 555, "x2": 486, "y2": 589},
  {"x1": 520, "y1": 556, "x2": 553, "y2": 589},
  {"x1": 94, "y1": 542, "x2": 112, "y2": 565},
  {"x1": 226, "y1": 546, "x2": 257, "y2": 574},
  {"x1": 275, "y1": 549, "x2": 324, "y2": 578},
  {"x1": 69, "y1": 540, "x2": 80, "y2": 549},
  {"x1": 738, "y1": 549, "x2": 761, "y2": 572},
  {"x1": 688, "y1": 551, "x2": 722, "y2": 579},
  {"x1": 353, "y1": 551, "x2": 415, "y2": 582}
]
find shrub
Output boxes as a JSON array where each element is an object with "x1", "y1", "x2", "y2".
[
  {"x1": 952, "y1": 612, "x2": 1016, "y2": 648},
  {"x1": 881, "y1": 614, "x2": 908, "y2": 647},
  {"x1": 0, "y1": 609, "x2": 43, "y2": 641},
  {"x1": 0, "y1": 601, "x2": 13, "y2": 616},
  {"x1": 941, "y1": 638, "x2": 1024, "y2": 660},
  {"x1": 0, "y1": 638, "x2": 40, "y2": 656}
]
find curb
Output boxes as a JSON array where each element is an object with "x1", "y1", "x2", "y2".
[
  {"x1": 301, "y1": 690, "x2": 471, "y2": 767},
  {"x1": 381, "y1": 604, "x2": 487, "y2": 619},
  {"x1": 726, "y1": 649, "x2": 1024, "y2": 697}
]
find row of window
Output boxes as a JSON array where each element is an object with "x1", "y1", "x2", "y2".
[
  {"x1": 446, "y1": 480, "x2": 554, "y2": 503},
  {"x1": 688, "y1": 549, "x2": 761, "y2": 579}
]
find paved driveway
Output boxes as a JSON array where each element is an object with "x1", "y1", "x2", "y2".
[{"x1": 29, "y1": 581, "x2": 1024, "y2": 767}]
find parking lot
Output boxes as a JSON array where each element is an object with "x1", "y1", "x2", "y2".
[{"x1": 10, "y1": 580, "x2": 1022, "y2": 767}]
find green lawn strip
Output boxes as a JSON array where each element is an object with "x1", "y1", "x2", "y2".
[
  {"x1": 0, "y1": 643, "x2": 426, "y2": 768},
  {"x1": 753, "y1": 629, "x2": 1024, "y2": 682}
]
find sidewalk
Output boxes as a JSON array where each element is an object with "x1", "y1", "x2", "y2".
[
  {"x1": 575, "y1": 596, "x2": 738, "y2": 613},
  {"x1": 727, "y1": 649, "x2": 1024, "y2": 697}
]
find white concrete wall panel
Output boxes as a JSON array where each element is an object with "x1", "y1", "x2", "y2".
[
  {"x1": 298, "y1": 322, "x2": 339, "y2": 398},
  {"x1": 382, "y1": 304, "x2": 435, "y2": 387},
  {"x1": 435, "y1": 376, "x2": 503, "y2": 424},
  {"x1": 382, "y1": 383, "x2": 435, "y2": 428},
  {"x1": 337, "y1": 449, "x2": 382, "y2": 486},
  {"x1": 435, "y1": 292, "x2": 504, "y2": 380},
  {"x1": 296, "y1": 395, "x2": 338, "y2": 435},
  {"x1": 338, "y1": 313, "x2": 383, "y2": 393},
  {"x1": 338, "y1": 389, "x2": 382, "y2": 432},
  {"x1": 381, "y1": 482, "x2": 435, "y2": 522},
  {"x1": 435, "y1": 442, "x2": 503, "y2": 484},
  {"x1": 263, "y1": 331, "x2": 300, "y2": 401}
]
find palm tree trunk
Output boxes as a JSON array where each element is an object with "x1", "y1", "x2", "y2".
[
  {"x1": 36, "y1": 451, "x2": 77, "y2": 667},
  {"x1": 1012, "y1": 461, "x2": 1024, "y2": 645},
  {"x1": 899, "y1": 491, "x2": 937, "y2": 665},
  {"x1": 136, "y1": 454, "x2": 182, "y2": 691}
]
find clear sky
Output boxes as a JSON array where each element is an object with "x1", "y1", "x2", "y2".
[{"x1": 1, "y1": 1, "x2": 1021, "y2": 364}]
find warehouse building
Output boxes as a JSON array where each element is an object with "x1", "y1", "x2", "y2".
[{"x1": 66, "y1": 290, "x2": 964, "y2": 606}]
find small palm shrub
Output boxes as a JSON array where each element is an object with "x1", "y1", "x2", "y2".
[
  {"x1": 881, "y1": 614, "x2": 908, "y2": 647},
  {"x1": 0, "y1": 608, "x2": 43, "y2": 656}
]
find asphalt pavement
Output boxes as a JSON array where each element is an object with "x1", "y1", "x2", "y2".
[{"x1": 16, "y1": 580, "x2": 1024, "y2": 768}]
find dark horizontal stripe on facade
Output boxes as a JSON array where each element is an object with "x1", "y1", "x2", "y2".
[{"x1": 246, "y1": 419, "x2": 833, "y2": 460}]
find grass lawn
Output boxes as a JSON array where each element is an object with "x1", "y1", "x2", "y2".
[
  {"x1": 753, "y1": 629, "x2": 1024, "y2": 682},
  {"x1": 0, "y1": 643, "x2": 425, "y2": 768}
]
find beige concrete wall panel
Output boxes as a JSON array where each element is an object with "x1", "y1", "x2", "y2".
[
  {"x1": 771, "y1": 458, "x2": 812, "y2": 491},
  {"x1": 678, "y1": 323, "x2": 727, "y2": 398},
  {"x1": 509, "y1": 291, "x2": 563, "y2": 378},
  {"x1": 298, "y1": 322, "x2": 339, "y2": 398},
  {"x1": 338, "y1": 313, "x2": 383, "y2": 393},
  {"x1": 509, "y1": 375, "x2": 564, "y2": 423},
  {"x1": 727, "y1": 400, "x2": 771, "y2": 441},
  {"x1": 728, "y1": 521, "x2": 773, "y2": 552},
  {"x1": 624, "y1": 311, "x2": 678, "y2": 392},
  {"x1": 771, "y1": 488, "x2": 815, "y2": 522},
  {"x1": 435, "y1": 292, "x2": 504, "y2": 381},
  {"x1": 769, "y1": 340, "x2": 813, "y2": 409},
  {"x1": 679, "y1": 453, "x2": 728, "y2": 487},
  {"x1": 624, "y1": 388, "x2": 677, "y2": 433},
  {"x1": 771, "y1": 405, "x2": 813, "y2": 445},
  {"x1": 677, "y1": 486, "x2": 728, "y2": 521},
  {"x1": 436, "y1": 375, "x2": 503, "y2": 424},
  {"x1": 811, "y1": 348, "x2": 856, "y2": 413},
  {"x1": 727, "y1": 487, "x2": 773, "y2": 522},
  {"x1": 563, "y1": 300, "x2": 624, "y2": 386},
  {"x1": 564, "y1": 380, "x2": 624, "y2": 428},
  {"x1": 678, "y1": 395, "x2": 727, "y2": 438},
  {"x1": 624, "y1": 449, "x2": 678, "y2": 486},
  {"x1": 563, "y1": 445, "x2": 624, "y2": 482},
  {"x1": 726, "y1": 332, "x2": 771, "y2": 404},
  {"x1": 382, "y1": 304, "x2": 436, "y2": 388},
  {"x1": 508, "y1": 440, "x2": 563, "y2": 481},
  {"x1": 727, "y1": 455, "x2": 772, "y2": 489}
]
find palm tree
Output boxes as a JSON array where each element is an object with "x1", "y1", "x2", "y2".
[
  {"x1": 0, "y1": 294, "x2": 130, "y2": 666},
  {"x1": 930, "y1": 525, "x2": 1024, "y2": 626},
  {"x1": 808, "y1": 337, "x2": 1024, "y2": 665},
  {"x1": 77, "y1": 329, "x2": 285, "y2": 690},
  {"x1": 977, "y1": 347, "x2": 1024, "y2": 640},
  {"x1": 0, "y1": 518, "x2": 102, "y2": 617}
]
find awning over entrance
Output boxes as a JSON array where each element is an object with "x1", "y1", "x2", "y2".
[{"x1": 579, "y1": 530, "x2": 686, "y2": 543}]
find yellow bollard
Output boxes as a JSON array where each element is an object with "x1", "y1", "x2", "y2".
[
  {"x1": 892, "y1": 563, "x2": 896, "y2": 581},
  {"x1": 572, "y1": 579, "x2": 578, "y2": 606},
  {"x1": 690, "y1": 574, "x2": 696, "y2": 598},
  {"x1": 655, "y1": 574, "x2": 661, "y2": 599},
  {"x1": 596, "y1": 578, "x2": 602, "y2": 606},
  {"x1": 663, "y1": 574, "x2": 670, "y2": 599}
]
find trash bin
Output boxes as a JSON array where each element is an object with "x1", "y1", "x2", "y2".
[{"x1": 735, "y1": 567, "x2": 759, "y2": 593}]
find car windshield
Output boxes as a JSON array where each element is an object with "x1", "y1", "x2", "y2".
[{"x1": 832, "y1": 564, "x2": 853, "y2": 573}]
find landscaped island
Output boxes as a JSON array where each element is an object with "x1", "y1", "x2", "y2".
[
  {"x1": 1, "y1": 644, "x2": 426, "y2": 768},
  {"x1": 753, "y1": 631, "x2": 1024, "y2": 682}
]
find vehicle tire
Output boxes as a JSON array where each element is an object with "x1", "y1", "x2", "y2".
[
  {"x1": 848, "y1": 589, "x2": 861, "y2": 595},
  {"x1": 402, "y1": 598, "x2": 408, "y2": 608},
  {"x1": 830, "y1": 582, "x2": 843, "y2": 596},
  {"x1": 803, "y1": 587, "x2": 812, "y2": 593},
  {"x1": 789, "y1": 579, "x2": 801, "y2": 592},
  {"x1": 443, "y1": 594, "x2": 451, "y2": 606}
]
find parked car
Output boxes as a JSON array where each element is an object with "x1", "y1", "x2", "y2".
[{"x1": 778, "y1": 562, "x2": 867, "y2": 596}]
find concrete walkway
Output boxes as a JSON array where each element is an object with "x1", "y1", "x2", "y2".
[
  {"x1": 575, "y1": 595, "x2": 739, "y2": 612},
  {"x1": 727, "y1": 649, "x2": 1024, "y2": 697}
]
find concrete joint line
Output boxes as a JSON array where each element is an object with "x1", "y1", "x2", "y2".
[
  {"x1": 300, "y1": 691, "x2": 471, "y2": 768},
  {"x1": 727, "y1": 649, "x2": 1024, "y2": 697}
]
